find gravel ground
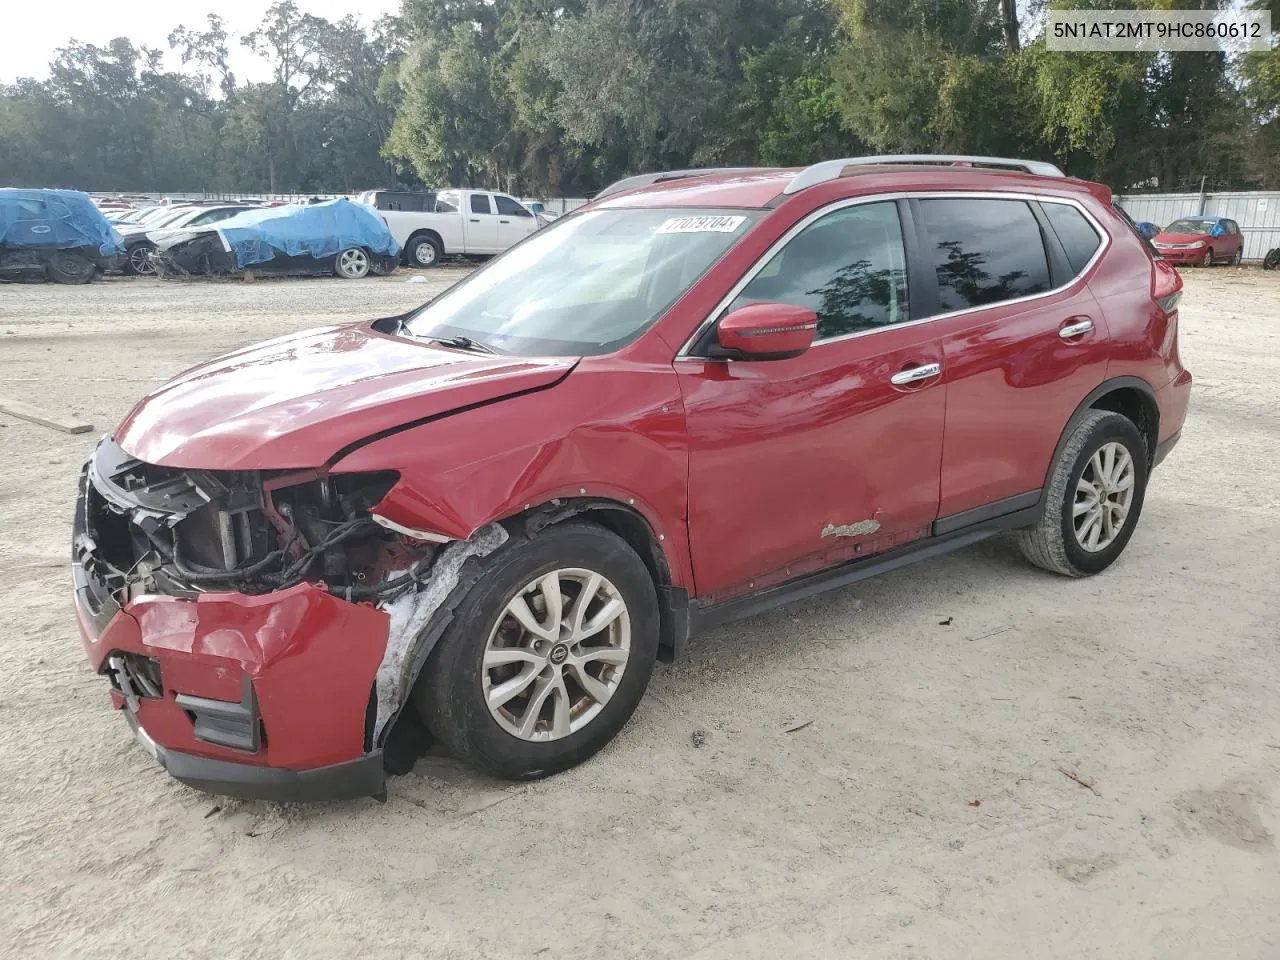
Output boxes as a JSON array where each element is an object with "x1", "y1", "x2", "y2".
[{"x1": 1, "y1": 268, "x2": 1278, "y2": 959}]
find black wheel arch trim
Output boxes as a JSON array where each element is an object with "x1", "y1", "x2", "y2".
[{"x1": 1048, "y1": 376, "x2": 1161, "y2": 479}]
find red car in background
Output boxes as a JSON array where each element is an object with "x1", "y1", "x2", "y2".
[
  {"x1": 73, "y1": 155, "x2": 1192, "y2": 802},
  {"x1": 1151, "y1": 215, "x2": 1244, "y2": 267}
]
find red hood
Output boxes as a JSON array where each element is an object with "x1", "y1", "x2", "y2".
[
  {"x1": 115, "y1": 324, "x2": 576, "y2": 469},
  {"x1": 1154, "y1": 232, "x2": 1210, "y2": 244}
]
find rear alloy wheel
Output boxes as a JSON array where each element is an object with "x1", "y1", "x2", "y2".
[
  {"x1": 1018, "y1": 410, "x2": 1149, "y2": 577},
  {"x1": 415, "y1": 521, "x2": 659, "y2": 779},
  {"x1": 126, "y1": 241, "x2": 157, "y2": 276},
  {"x1": 408, "y1": 235, "x2": 442, "y2": 268},
  {"x1": 335, "y1": 246, "x2": 371, "y2": 279},
  {"x1": 1200, "y1": 246, "x2": 1214, "y2": 267},
  {"x1": 1232, "y1": 247, "x2": 1243, "y2": 266},
  {"x1": 45, "y1": 251, "x2": 95, "y2": 285}
]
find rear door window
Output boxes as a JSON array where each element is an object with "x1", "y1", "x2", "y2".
[
  {"x1": 917, "y1": 198, "x2": 1051, "y2": 312},
  {"x1": 470, "y1": 194, "x2": 494, "y2": 215},
  {"x1": 1041, "y1": 202, "x2": 1103, "y2": 275}
]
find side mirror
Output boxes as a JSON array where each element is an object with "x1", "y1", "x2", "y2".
[{"x1": 714, "y1": 302, "x2": 818, "y2": 361}]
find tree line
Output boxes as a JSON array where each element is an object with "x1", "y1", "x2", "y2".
[{"x1": 1, "y1": 0, "x2": 1277, "y2": 198}]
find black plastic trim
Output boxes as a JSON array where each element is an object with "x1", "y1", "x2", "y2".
[
  {"x1": 175, "y1": 673, "x2": 260, "y2": 753},
  {"x1": 1153, "y1": 429, "x2": 1181, "y2": 468},
  {"x1": 690, "y1": 504, "x2": 1039, "y2": 633},
  {"x1": 932, "y1": 490, "x2": 1041, "y2": 537},
  {"x1": 1047, "y1": 376, "x2": 1160, "y2": 477},
  {"x1": 123, "y1": 711, "x2": 385, "y2": 802},
  {"x1": 1028, "y1": 200, "x2": 1074, "y2": 289}
]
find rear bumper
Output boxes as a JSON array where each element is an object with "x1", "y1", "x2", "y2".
[{"x1": 1153, "y1": 369, "x2": 1193, "y2": 468}]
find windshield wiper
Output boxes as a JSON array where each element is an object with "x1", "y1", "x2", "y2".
[{"x1": 424, "y1": 334, "x2": 497, "y2": 355}]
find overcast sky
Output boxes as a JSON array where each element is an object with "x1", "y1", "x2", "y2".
[{"x1": 2, "y1": 0, "x2": 402, "y2": 85}]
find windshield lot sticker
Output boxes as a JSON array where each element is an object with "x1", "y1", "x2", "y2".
[{"x1": 656, "y1": 215, "x2": 747, "y2": 235}]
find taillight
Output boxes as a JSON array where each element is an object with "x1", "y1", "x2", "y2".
[{"x1": 1152, "y1": 258, "x2": 1182, "y2": 313}]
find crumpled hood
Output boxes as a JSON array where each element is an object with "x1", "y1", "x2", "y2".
[{"x1": 115, "y1": 324, "x2": 576, "y2": 469}]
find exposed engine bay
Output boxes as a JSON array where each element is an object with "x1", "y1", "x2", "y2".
[{"x1": 77, "y1": 437, "x2": 440, "y2": 605}]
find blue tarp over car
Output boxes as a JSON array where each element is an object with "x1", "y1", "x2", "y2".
[
  {"x1": 214, "y1": 198, "x2": 400, "y2": 268},
  {"x1": 0, "y1": 188, "x2": 124, "y2": 256}
]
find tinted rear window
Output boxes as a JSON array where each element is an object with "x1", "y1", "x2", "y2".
[
  {"x1": 917, "y1": 198, "x2": 1051, "y2": 312},
  {"x1": 1042, "y1": 202, "x2": 1103, "y2": 275}
]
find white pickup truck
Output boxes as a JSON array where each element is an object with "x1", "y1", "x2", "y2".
[{"x1": 365, "y1": 188, "x2": 541, "y2": 267}]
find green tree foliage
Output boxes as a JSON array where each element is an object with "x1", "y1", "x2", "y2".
[{"x1": 1, "y1": 0, "x2": 1278, "y2": 195}]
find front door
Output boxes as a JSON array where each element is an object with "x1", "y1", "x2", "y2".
[{"x1": 677, "y1": 200, "x2": 946, "y2": 603}]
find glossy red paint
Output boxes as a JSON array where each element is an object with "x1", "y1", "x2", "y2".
[
  {"x1": 716, "y1": 302, "x2": 818, "y2": 358},
  {"x1": 77, "y1": 161, "x2": 1193, "y2": 791},
  {"x1": 115, "y1": 324, "x2": 575, "y2": 469},
  {"x1": 77, "y1": 583, "x2": 386, "y2": 770}
]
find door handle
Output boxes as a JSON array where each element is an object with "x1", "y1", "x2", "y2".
[
  {"x1": 499, "y1": 219, "x2": 510, "y2": 224},
  {"x1": 1059, "y1": 318, "x2": 1094, "y2": 339},
  {"x1": 469, "y1": 218, "x2": 480, "y2": 223},
  {"x1": 890, "y1": 362, "x2": 942, "y2": 386}
]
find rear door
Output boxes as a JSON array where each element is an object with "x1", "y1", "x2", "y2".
[
  {"x1": 914, "y1": 195, "x2": 1110, "y2": 522},
  {"x1": 494, "y1": 194, "x2": 539, "y2": 249},
  {"x1": 9, "y1": 198, "x2": 53, "y2": 246},
  {"x1": 463, "y1": 193, "x2": 499, "y2": 253}
]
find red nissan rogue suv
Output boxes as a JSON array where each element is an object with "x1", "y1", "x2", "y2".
[{"x1": 74, "y1": 156, "x2": 1192, "y2": 801}]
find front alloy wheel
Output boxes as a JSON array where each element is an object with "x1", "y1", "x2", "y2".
[
  {"x1": 1200, "y1": 246, "x2": 1214, "y2": 267},
  {"x1": 483, "y1": 569, "x2": 631, "y2": 741},
  {"x1": 414, "y1": 521, "x2": 659, "y2": 780}
]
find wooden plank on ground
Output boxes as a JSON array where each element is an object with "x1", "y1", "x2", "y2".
[{"x1": 0, "y1": 397, "x2": 94, "y2": 435}]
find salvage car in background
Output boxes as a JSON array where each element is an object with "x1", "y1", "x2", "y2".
[
  {"x1": 120, "y1": 204, "x2": 258, "y2": 276},
  {"x1": 151, "y1": 198, "x2": 400, "y2": 280},
  {"x1": 1151, "y1": 215, "x2": 1244, "y2": 266},
  {"x1": 0, "y1": 188, "x2": 124, "y2": 283}
]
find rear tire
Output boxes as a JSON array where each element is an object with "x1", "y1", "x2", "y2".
[
  {"x1": 1264, "y1": 248, "x2": 1280, "y2": 270},
  {"x1": 1018, "y1": 410, "x2": 1149, "y2": 577},
  {"x1": 1232, "y1": 247, "x2": 1243, "y2": 266},
  {"x1": 45, "y1": 251, "x2": 95, "y2": 284},
  {"x1": 408, "y1": 235, "x2": 442, "y2": 268},
  {"x1": 415, "y1": 521, "x2": 659, "y2": 780}
]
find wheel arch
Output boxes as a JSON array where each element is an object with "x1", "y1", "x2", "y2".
[
  {"x1": 510, "y1": 497, "x2": 689, "y2": 663},
  {"x1": 1048, "y1": 377, "x2": 1161, "y2": 482}
]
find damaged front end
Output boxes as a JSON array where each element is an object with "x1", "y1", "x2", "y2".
[{"x1": 74, "y1": 436, "x2": 504, "y2": 801}]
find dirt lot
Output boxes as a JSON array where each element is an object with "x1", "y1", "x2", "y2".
[{"x1": 1, "y1": 268, "x2": 1279, "y2": 959}]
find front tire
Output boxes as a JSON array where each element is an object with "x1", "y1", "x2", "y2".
[
  {"x1": 415, "y1": 522, "x2": 659, "y2": 780},
  {"x1": 1200, "y1": 246, "x2": 1214, "y2": 267},
  {"x1": 125, "y1": 241, "x2": 157, "y2": 276},
  {"x1": 1018, "y1": 410, "x2": 1149, "y2": 577}
]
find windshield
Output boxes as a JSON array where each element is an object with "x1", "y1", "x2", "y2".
[
  {"x1": 403, "y1": 207, "x2": 761, "y2": 356},
  {"x1": 1165, "y1": 218, "x2": 1214, "y2": 235}
]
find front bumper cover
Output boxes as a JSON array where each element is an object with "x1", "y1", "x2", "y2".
[{"x1": 123, "y1": 711, "x2": 385, "y2": 802}]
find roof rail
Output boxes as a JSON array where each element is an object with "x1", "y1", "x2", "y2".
[
  {"x1": 784, "y1": 155, "x2": 1065, "y2": 195},
  {"x1": 594, "y1": 167, "x2": 763, "y2": 200}
]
